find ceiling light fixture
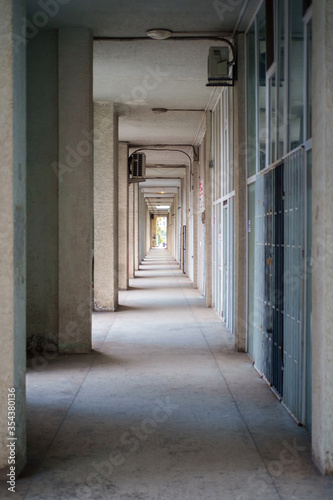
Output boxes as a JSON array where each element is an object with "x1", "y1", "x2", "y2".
[
  {"x1": 146, "y1": 29, "x2": 173, "y2": 40},
  {"x1": 146, "y1": 29, "x2": 233, "y2": 39}
]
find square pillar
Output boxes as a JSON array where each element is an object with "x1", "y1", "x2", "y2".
[
  {"x1": 118, "y1": 142, "x2": 129, "y2": 290},
  {"x1": 152, "y1": 214, "x2": 157, "y2": 248},
  {"x1": 94, "y1": 102, "x2": 119, "y2": 310},
  {"x1": 128, "y1": 183, "x2": 135, "y2": 279},
  {"x1": 312, "y1": 0, "x2": 333, "y2": 475},
  {"x1": 204, "y1": 113, "x2": 213, "y2": 307},
  {"x1": 138, "y1": 189, "x2": 146, "y2": 262},
  {"x1": 0, "y1": 0, "x2": 26, "y2": 477},
  {"x1": 180, "y1": 178, "x2": 186, "y2": 272},
  {"x1": 134, "y1": 184, "x2": 139, "y2": 271},
  {"x1": 186, "y1": 165, "x2": 191, "y2": 277},
  {"x1": 234, "y1": 33, "x2": 247, "y2": 352},
  {"x1": 146, "y1": 206, "x2": 151, "y2": 254},
  {"x1": 58, "y1": 29, "x2": 93, "y2": 353},
  {"x1": 193, "y1": 160, "x2": 199, "y2": 288},
  {"x1": 27, "y1": 32, "x2": 59, "y2": 351}
]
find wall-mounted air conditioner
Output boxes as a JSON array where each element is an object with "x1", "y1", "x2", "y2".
[
  {"x1": 129, "y1": 153, "x2": 146, "y2": 183},
  {"x1": 207, "y1": 45, "x2": 236, "y2": 87}
]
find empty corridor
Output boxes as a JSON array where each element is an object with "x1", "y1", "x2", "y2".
[{"x1": 2, "y1": 248, "x2": 333, "y2": 500}]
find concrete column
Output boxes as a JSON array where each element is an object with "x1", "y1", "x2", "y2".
[
  {"x1": 0, "y1": 0, "x2": 26, "y2": 477},
  {"x1": 193, "y1": 160, "x2": 199, "y2": 288},
  {"x1": 204, "y1": 113, "x2": 213, "y2": 307},
  {"x1": 146, "y1": 207, "x2": 151, "y2": 254},
  {"x1": 186, "y1": 165, "x2": 191, "y2": 278},
  {"x1": 173, "y1": 198, "x2": 177, "y2": 259},
  {"x1": 168, "y1": 209, "x2": 173, "y2": 257},
  {"x1": 234, "y1": 34, "x2": 247, "y2": 352},
  {"x1": 128, "y1": 183, "x2": 135, "y2": 279},
  {"x1": 134, "y1": 184, "x2": 139, "y2": 271},
  {"x1": 94, "y1": 102, "x2": 118, "y2": 310},
  {"x1": 27, "y1": 32, "x2": 59, "y2": 351},
  {"x1": 180, "y1": 179, "x2": 185, "y2": 272},
  {"x1": 152, "y1": 215, "x2": 157, "y2": 247},
  {"x1": 168, "y1": 210, "x2": 171, "y2": 256},
  {"x1": 174, "y1": 193, "x2": 179, "y2": 262},
  {"x1": 138, "y1": 190, "x2": 145, "y2": 262},
  {"x1": 58, "y1": 29, "x2": 93, "y2": 353},
  {"x1": 118, "y1": 142, "x2": 129, "y2": 290},
  {"x1": 166, "y1": 213, "x2": 172, "y2": 255},
  {"x1": 312, "y1": 0, "x2": 333, "y2": 475}
]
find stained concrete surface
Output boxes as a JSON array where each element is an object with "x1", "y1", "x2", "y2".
[{"x1": 2, "y1": 248, "x2": 333, "y2": 499}]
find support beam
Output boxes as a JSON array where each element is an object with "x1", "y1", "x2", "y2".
[
  {"x1": 128, "y1": 183, "x2": 135, "y2": 279},
  {"x1": 152, "y1": 214, "x2": 157, "y2": 248},
  {"x1": 186, "y1": 165, "x2": 191, "y2": 277},
  {"x1": 27, "y1": 32, "x2": 59, "y2": 351},
  {"x1": 312, "y1": 0, "x2": 333, "y2": 475},
  {"x1": 204, "y1": 113, "x2": 213, "y2": 307},
  {"x1": 94, "y1": 102, "x2": 119, "y2": 311},
  {"x1": 193, "y1": 160, "x2": 199, "y2": 288},
  {"x1": 58, "y1": 29, "x2": 93, "y2": 353},
  {"x1": 180, "y1": 179, "x2": 186, "y2": 272},
  {"x1": 146, "y1": 206, "x2": 150, "y2": 255},
  {"x1": 134, "y1": 184, "x2": 139, "y2": 271},
  {"x1": 174, "y1": 193, "x2": 179, "y2": 262},
  {"x1": 118, "y1": 142, "x2": 129, "y2": 290},
  {"x1": 0, "y1": 0, "x2": 26, "y2": 477},
  {"x1": 234, "y1": 33, "x2": 247, "y2": 352}
]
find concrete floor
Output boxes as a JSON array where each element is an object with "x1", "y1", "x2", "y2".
[{"x1": 2, "y1": 248, "x2": 333, "y2": 499}]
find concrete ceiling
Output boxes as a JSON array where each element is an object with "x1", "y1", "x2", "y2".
[
  {"x1": 26, "y1": 0, "x2": 248, "y2": 37},
  {"x1": 26, "y1": 0, "x2": 249, "y2": 213}
]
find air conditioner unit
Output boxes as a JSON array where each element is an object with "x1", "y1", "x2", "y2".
[
  {"x1": 207, "y1": 46, "x2": 235, "y2": 87},
  {"x1": 129, "y1": 153, "x2": 146, "y2": 183}
]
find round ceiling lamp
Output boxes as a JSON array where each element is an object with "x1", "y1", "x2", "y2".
[{"x1": 146, "y1": 29, "x2": 173, "y2": 40}]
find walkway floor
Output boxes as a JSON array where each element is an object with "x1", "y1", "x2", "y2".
[{"x1": 2, "y1": 248, "x2": 333, "y2": 499}]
